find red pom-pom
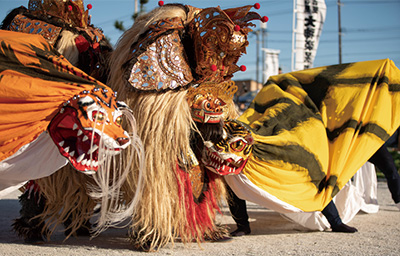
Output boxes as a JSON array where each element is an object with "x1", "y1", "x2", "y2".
[
  {"x1": 234, "y1": 25, "x2": 241, "y2": 32},
  {"x1": 158, "y1": 1, "x2": 164, "y2": 6},
  {"x1": 239, "y1": 65, "x2": 247, "y2": 72},
  {"x1": 68, "y1": 5, "x2": 73, "y2": 11},
  {"x1": 254, "y1": 3, "x2": 261, "y2": 9},
  {"x1": 211, "y1": 64, "x2": 218, "y2": 72},
  {"x1": 87, "y1": 4, "x2": 92, "y2": 10},
  {"x1": 262, "y1": 16, "x2": 269, "y2": 23}
]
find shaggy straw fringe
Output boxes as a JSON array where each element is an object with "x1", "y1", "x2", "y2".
[
  {"x1": 36, "y1": 165, "x2": 95, "y2": 240},
  {"x1": 119, "y1": 90, "x2": 195, "y2": 250},
  {"x1": 107, "y1": 4, "x2": 232, "y2": 251},
  {"x1": 36, "y1": 110, "x2": 144, "y2": 240}
]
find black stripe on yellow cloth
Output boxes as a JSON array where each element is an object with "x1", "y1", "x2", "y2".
[{"x1": 237, "y1": 59, "x2": 400, "y2": 212}]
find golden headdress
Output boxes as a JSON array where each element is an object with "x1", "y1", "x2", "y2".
[
  {"x1": 7, "y1": 0, "x2": 103, "y2": 46},
  {"x1": 124, "y1": 3, "x2": 268, "y2": 92},
  {"x1": 28, "y1": 0, "x2": 91, "y2": 28}
]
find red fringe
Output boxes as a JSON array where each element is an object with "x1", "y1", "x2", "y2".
[{"x1": 176, "y1": 164, "x2": 221, "y2": 240}]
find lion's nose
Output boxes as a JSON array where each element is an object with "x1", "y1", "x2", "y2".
[{"x1": 117, "y1": 137, "x2": 130, "y2": 147}]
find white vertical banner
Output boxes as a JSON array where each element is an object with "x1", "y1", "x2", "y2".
[
  {"x1": 293, "y1": 0, "x2": 326, "y2": 71},
  {"x1": 263, "y1": 48, "x2": 280, "y2": 84}
]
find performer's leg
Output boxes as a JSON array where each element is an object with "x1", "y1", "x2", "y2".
[
  {"x1": 368, "y1": 145, "x2": 400, "y2": 205},
  {"x1": 12, "y1": 182, "x2": 47, "y2": 244},
  {"x1": 226, "y1": 185, "x2": 251, "y2": 236},
  {"x1": 321, "y1": 201, "x2": 358, "y2": 233}
]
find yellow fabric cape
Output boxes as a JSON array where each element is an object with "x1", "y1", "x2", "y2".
[
  {"x1": 237, "y1": 59, "x2": 400, "y2": 211},
  {"x1": 0, "y1": 30, "x2": 107, "y2": 162}
]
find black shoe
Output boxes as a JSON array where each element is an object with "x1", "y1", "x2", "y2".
[
  {"x1": 230, "y1": 226, "x2": 251, "y2": 237},
  {"x1": 331, "y1": 223, "x2": 358, "y2": 233}
]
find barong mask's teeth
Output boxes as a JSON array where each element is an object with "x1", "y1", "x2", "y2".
[
  {"x1": 48, "y1": 89, "x2": 132, "y2": 173},
  {"x1": 201, "y1": 120, "x2": 253, "y2": 176}
]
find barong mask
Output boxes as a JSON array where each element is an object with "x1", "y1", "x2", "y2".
[
  {"x1": 187, "y1": 80, "x2": 238, "y2": 124},
  {"x1": 49, "y1": 89, "x2": 131, "y2": 174},
  {"x1": 202, "y1": 120, "x2": 254, "y2": 175}
]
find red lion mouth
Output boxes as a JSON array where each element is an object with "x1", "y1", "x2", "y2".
[
  {"x1": 202, "y1": 147, "x2": 248, "y2": 176},
  {"x1": 48, "y1": 107, "x2": 122, "y2": 173}
]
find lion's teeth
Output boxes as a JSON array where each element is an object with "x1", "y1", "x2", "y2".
[
  {"x1": 88, "y1": 145, "x2": 98, "y2": 155},
  {"x1": 77, "y1": 153, "x2": 85, "y2": 163}
]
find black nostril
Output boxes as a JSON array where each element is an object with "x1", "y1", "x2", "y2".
[{"x1": 117, "y1": 137, "x2": 130, "y2": 146}]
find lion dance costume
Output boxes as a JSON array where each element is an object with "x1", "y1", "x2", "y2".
[
  {"x1": 1, "y1": 0, "x2": 144, "y2": 243},
  {"x1": 0, "y1": 28, "x2": 144, "y2": 235},
  {"x1": 107, "y1": 2, "x2": 267, "y2": 251},
  {"x1": 216, "y1": 59, "x2": 400, "y2": 214}
]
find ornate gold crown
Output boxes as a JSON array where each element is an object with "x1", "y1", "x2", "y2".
[
  {"x1": 187, "y1": 5, "x2": 259, "y2": 83},
  {"x1": 28, "y1": 0, "x2": 91, "y2": 28},
  {"x1": 126, "y1": 4, "x2": 267, "y2": 92}
]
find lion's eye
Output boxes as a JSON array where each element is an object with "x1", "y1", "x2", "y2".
[
  {"x1": 92, "y1": 111, "x2": 105, "y2": 123},
  {"x1": 115, "y1": 116, "x2": 123, "y2": 126},
  {"x1": 230, "y1": 139, "x2": 246, "y2": 152}
]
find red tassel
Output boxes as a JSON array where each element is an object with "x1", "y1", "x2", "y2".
[
  {"x1": 75, "y1": 35, "x2": 90, "y2": 53},
  {"x1": 158, "y1": 1, "x2": 164, "y2": 6},
  {"x1": 240, "y1": 65, "x2": 247, "y2": 72},
  {"x1": 262, "y1": 16, "x2": 269, "y2": 23},
  {"x1": 87, "y1": 4, "x2": 92, "y2": 10},
  {"x1": 254, "y1": 3, "x2": 261, "y2": 9}
]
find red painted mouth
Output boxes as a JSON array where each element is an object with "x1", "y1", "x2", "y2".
[
  {"x1": 191, "y1": 108, "x2": 223, "y2": 123},
  {"x1": 202, "y1": 148, "x2": 248, "y2": 176},
  {"x1": 48, "y1": 107, "x2": 116, "y2": 173}
]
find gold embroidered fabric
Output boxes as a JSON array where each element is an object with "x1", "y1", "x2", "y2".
[
  {"x1": 9, "y1": 14, "x2": 62, "y2": 46},
  {"x1": 128, "y1": 30, "x2": 193, "y2": 91},
  {"x1": 28, "y1": 0, "x2": 90, "y2": 28}
]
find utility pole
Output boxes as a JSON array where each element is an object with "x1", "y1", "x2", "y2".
[
  {"x1": 250, "y1": 30, "x2": 260, "y2": 83},
  {"x1": 134, "y1": 0, "x2": 138, "y2": 15},
  {"x1": 255, "y1": 31, "x2": 260, "y2": 84},
  {"x1": 338, "y1": 0, "x2": 342, "y2": 64},
  {"x1": 260, "y1": 21, "x2": 267, "y2": 83}
]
